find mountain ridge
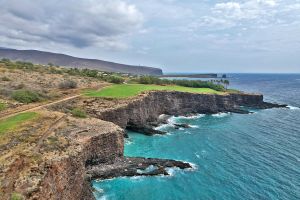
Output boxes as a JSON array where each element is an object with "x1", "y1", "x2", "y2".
[{"x1": 0, "y1": 48, "x2": 163, "y2": 75}]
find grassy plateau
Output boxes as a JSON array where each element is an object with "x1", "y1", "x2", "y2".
[
  {"x1": 0, "y1": 112, "x2": 38, "y2": 135},
  {"x1": 84, "y1": 84, "x2": 222, "y2": 99}
]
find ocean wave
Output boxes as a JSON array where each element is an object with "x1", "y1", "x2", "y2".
[
  {"x1": 287, "y1": 105, "x2": 300, "y2": 110},
  {"x1": 97, "y1": 195, "x2": 108, "y2": 200},
  {"x1": 125, "y1": 140, "x2": 134, "y2": 145},
  {"x1": 187, "y1": 162, "x2": 198, "y2": 171},
  {"x1": 165, "y1": 167, "x2": 180, "y2": 176},
  {"x1": 211, "y1": 112, "x2": 230, "y2": 118},
  {"x1": 190, "y1": 125, "x2": 199, "y2": 128},
  {"x1": 154, "y1": 123, "x2": 174, "y2": 130},
  {"x1": 173, "y1": 114, "x2": 205, "y2": 120},
  {"x1": 137, "y1": 165, "x2": 157, "y2": 174},
  {"x1": 130, "y1": 176, "x2": 146, "y2": 180}
]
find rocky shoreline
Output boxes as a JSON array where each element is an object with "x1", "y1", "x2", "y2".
[
  {"x1": 2, "y1": 91, "x2": 287, "y2": 200},
  {"x1": 86, "y1": 157, "x2": 192, "y2": 180}
]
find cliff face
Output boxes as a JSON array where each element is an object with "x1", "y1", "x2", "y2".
[
  {"x1": 1, "y1": 117, "x2": 124, "y2": 200},
  {"x1": 84, "y1": 91, "x2": 266, "y2": 129},
  {"x1": 32, "y1": 119, "x2": 124, "y2": 200},
  {"x1": 32, "y1": 128, "x2": 124, "y2": 200}
]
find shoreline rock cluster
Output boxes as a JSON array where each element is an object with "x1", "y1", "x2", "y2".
[{"x1": 86, "y1": 157, "x2": 192, "y2": 180}]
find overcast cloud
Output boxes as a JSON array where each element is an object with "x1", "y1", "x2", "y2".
[
  {"x1": 0, "y1": 0, "x2": 143, "y2": 49},
  {"x1": 0, "y1": 0, "x2": 300, "y2": 73}
]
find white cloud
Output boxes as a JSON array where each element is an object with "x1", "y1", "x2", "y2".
[{"x1": 0, "y1": 0, "x2": 143, "y2": 50}]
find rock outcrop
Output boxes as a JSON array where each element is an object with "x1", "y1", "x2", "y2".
[
  {"x1": 83, "y1": 91, "x2": 287, "y2": 131},
  {"x1": 86, "y1": 157, "x2": 192, "y2": 180}
]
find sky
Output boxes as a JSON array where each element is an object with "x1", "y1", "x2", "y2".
[{"x1": 0, "y1": 0, "x2": 300, "y2": 73}]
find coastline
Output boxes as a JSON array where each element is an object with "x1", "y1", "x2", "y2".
[
  {"x1": 46, "y1": 91, "x2": 286, "y2": 199},
  {"x1": 1, "y1": 90, "x2": 287, "y2": 199}
]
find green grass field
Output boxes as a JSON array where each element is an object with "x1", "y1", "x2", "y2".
[
  {"x1": 84, "y1": 84, "x2": 222, "y2": 98},
  {"x1": 0, "y1": 112, "x2": 38, "y2": 135}
]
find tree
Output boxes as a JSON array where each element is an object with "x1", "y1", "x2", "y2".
[{"x1": 223, "y1": 80, "x2": 230, "y2": 90}]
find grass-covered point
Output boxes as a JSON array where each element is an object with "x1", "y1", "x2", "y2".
[
  {"x1": 133, "y1": 76, "x2": 227, "y2": 91},
  {"x1": 84, "y1": 84, "x2": 222, "y2": 99},
  {"x1": 0, "y1": 112, "x2": 38, "y2": 135}
]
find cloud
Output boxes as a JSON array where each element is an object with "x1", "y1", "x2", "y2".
[
  {"x1": 189, "y1": 0, "x2": 300, "y2": 32},
  {"x1": 0, "y1": 0, "x2": 143, "y2": 50}
]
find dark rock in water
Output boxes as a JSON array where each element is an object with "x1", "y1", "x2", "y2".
[
  {"x1": 174, "y1": 123, "x2": 191, "y2": 129},
  {"x1": 253, "y1": 102, "x2": 288, "y2": 109},
  {"x1": 127, "y1": 124, "x2": 167, "y2": 136},
  {"x1": 229, "y1": 109, "x2": 251, "y2": 114},
  {"x1": 86, "y1": 157, "x2": 192, "y2": 180},
  {"x1": 124, "y1": 132, "x2": 129, "y2": 138}
]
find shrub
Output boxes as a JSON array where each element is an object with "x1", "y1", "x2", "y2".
[
  {"x1": 106, "y1": 76, "x2": 124, "y2": 84},
  {"x1": 11, "y1": 192, "x2": 23, "y2": 200},
  {"x1": 59, "y1": 80, "x2": 78, "y2": 89},
  {"x1": 12, "y1": 90, "x2": 41, "y2": 104},
  {"x1": 1, "y1": 76, "x2": 10, "y2": 81},
  {"x1": 0, "y1": 102, "x2": 6, "y2": 111},
  {"x1": 71, "y1": 108, "x2": 87, "y2": 118}
]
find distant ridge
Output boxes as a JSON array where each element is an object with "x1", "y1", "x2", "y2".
[{"x1": 0, "y1": 48, "x2": 163, "y2": 75}]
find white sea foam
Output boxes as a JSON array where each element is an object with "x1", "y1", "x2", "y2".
[
  {"x1": 165, "y1": 167, "x2": 180, "y2": 176},
  {"x1": 287, "y1": 105, "x2": 300, "y2": 110},
  {"x1": 98, "y1": 195, "x2": 108, "y2": 200},
  {"x1": 137, "y1": 165, "x2": 157, "y2": 174},
  {"x1": 212, "y1": 112, "x2": 230, "y2": 118},
  {"x1": 130, "y1": 176, "x2": 145, "y2": 180},
  {"x1": 125, "y1": 140, "x2": 133, "y2": 145},
  {"x1": 173, "y1": 114, "x2": 205, "y2": 120},
  {"x1": 94, "y1": 188, "x2": 104, "y2": 193},
  {"x1": 190, "y1": 125, "x2": 199, "y2": 128},
  {"x1": 186, "y1": 162, "x2": 198, "y2": 171}
]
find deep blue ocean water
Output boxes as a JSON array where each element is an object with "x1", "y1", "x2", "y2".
[{"x1": 93, "y1": 74, "x2": 300, "y2": 200}]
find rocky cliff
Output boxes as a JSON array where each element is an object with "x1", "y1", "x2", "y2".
[
  {"x1": 83, "y1": 91, "x2": 283, "y2": 130},
  {"x1": 0, "y1": 116, "x2": 124, "y2": 200}
]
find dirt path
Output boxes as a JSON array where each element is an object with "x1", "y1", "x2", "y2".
[
  {"x1": 34, "y1": 114, "x2": 67, "y2": 152},
  {"x1": 0, "y1": 94, "x2": 82, "y2": 120}
]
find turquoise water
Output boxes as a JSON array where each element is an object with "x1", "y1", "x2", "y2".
[{"x1": 93, "y1": 74, "x2": 300, "y2": 200}]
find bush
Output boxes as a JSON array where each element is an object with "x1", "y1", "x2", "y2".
[
  {"x1": 1, "y1": 76, "x2": 10, "y2": 81},
  {"x1": 71, "y1": 108, "x2": 87, "y2": 118},
  {"x1": 0, "y1": 102, "x2": 6, "y2": 111},
  {"x1": 59, "y1": 80, "x2": 78, "y2": 89},
  {"x1": 11, "y1": 192, "x2": 23, "y2": 200},
  {"x1": 106, "y1": 76, "x2": 124, "y2": 84},
  {"x1": 12, "y1": 90, "x2": 41, "y2": 104}
]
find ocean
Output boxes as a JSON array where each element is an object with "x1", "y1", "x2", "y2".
[{"x1": 92, "y1": 74, "x2": 300, "y2": 200}]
